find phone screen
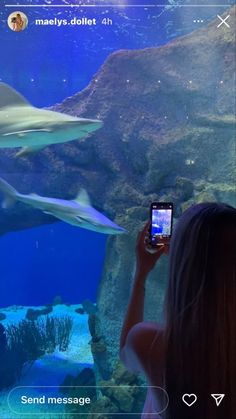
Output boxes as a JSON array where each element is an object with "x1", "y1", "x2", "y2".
[
  {"x1": 0, "y1": 1, "x2": 235, "y2": 418},
  {"x1": 151, "y1": 203, "x2": 173, "y2": 245}
]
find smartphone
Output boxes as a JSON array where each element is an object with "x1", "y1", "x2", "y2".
[{"x1": 150, "y1": 202, "x2": 173, "y2": 246}]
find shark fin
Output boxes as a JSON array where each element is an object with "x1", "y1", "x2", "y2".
[
  {"x1": 2, "y1": 196, "x2": 16, "y2": 209},
  {"x1": 15, "y1": 145, "x2": 45, "y2": 158},
  {"x1": 0, "y1": 177, "x2": 17, "y2": 208},
  {"x1": 74, "y1": 189, "x2": 91, "y2": 206},
  {"x1": 0, "y1": 83, "x2": 30, "y2": 108},
  {"x1": 29, "y1": 193, "x2": 40, "y2": 198},
  {"x1": 43, "y1": 210, "x2": 54, "y2": 216}
]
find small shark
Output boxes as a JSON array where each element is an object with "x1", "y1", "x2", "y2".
[
  {"x1": 0, "y1": 83, "x2": 102, "y2": 157},
  {"x1": 0, "y1": 177, "x2": 126, "y2": 235}
]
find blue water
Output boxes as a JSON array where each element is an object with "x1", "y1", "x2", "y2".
[
  {"x1": 0, "y1": 1, "x2": 229, "y2": 106},
  {"x1": 0, "y1": 0, "x2": 233, "y2": 307},
  {"x1": 0, "y1": 222, "x2": 107, "y2": 306}
]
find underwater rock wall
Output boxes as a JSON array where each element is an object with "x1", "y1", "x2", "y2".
[{"x1": 0, "y1": 8, "x2": 235, "y2": 375}]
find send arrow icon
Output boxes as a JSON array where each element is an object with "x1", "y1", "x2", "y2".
[{"x1": 211, "y1": 394, "x2": 225, "y2": 406}]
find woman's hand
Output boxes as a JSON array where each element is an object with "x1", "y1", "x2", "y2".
[{"x1": 135, "y1": 221, "x2": 169, "y2": 279}]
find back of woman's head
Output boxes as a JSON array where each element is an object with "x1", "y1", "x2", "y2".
[{"x1": 165, "y1": 202, "x2": 236, "y2": 419}]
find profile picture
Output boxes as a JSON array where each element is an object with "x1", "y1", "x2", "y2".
[{"x1": 8, "y1": 11, "x2": 28, "y2": 32}]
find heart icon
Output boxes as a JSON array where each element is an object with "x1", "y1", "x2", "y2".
[{"x1": 182, "y1": 393, "x2": 197, "y2": 407}]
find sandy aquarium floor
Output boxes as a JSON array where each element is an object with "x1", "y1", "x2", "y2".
[{"x1": 0, "y1": 304, "x2": 93, "y2": 418}]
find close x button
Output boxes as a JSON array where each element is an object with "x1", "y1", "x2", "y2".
[{"x1": 217, "y1": 14, "x2": 230, "y2": 28}]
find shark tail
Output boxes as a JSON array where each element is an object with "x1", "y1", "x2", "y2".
[{"x1": 0, "y1": 177, "x2": 18, "y2": 208}]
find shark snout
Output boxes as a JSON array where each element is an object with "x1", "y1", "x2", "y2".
[
  {"x1": 118, "y1": 228, "x2": 127, "y2": 234},
  {"x1": 80, "y1": 119, "x2": 103, "y2": 134},
  {"x1": 107, "y1": 224, "x2": 127, "y2": 235}
]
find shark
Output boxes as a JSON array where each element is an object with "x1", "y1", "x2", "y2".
[
  {"x1": 0, "y1": 177, "x2": 126, "y2": 235},
  {"x1": 0, "y1": 83, "x2": 102, "y2": 157}
]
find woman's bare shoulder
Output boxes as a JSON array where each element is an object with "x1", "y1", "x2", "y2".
[
  {"x1": 128, "y1": 321, "x2": 164, "y2": 339},
  {"x1": 120, "y1": 322, "x2": 165, "y2": 373}
]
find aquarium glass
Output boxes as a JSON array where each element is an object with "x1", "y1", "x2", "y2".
[{"x1": 0, "y1": 0, "x2": 235, "y2": 418}]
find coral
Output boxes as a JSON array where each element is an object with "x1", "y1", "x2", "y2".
[
  {"x1": 52, "y1": 295, "x2": 63, "y2": 305},
  {"x1": 25, "y1": 306, "x2": 53, "y2": 321},
  {"x1": 60, "y1": 362, "x2": 143, "y2": 418},
  {"x1": 91, "y1": 338, "x2": 107, "y2": 354},
  {"x1": 0, "y1": 315, "x2": 73, "y2": 390},
  {"x1": 88, "y1": 396, "x2": 119, "y2": 418},
  {"x1": 195, "y1": 191, "x2": 217, "y2": 203},
  {"x1": 181, "y1": 199, "x2": 195, "y2": 213},
  {"x1": 0, "y1": 323, "x2": 7, "y2": 352},
  {"x1": 112, "y1": 362, "x2": 137, "y2": 385},
  {"x1": 56, "y1": 315, "x2": 74, "y2": 352},
  {"x1": 0, "y1": 312, "x2": 6, "y2": 321},
  {"x1": 175, "y1": 176, "x2": 194, "y2": 201},
  {"x1": 82, "y1": 299, "x2": 97, "y2": 315},
  {"x1": 88, "y1": 314, "x2": 96, "y2": 338},
  {"x1": 88, "y1": 313, "x2": 111, "y2": 381},
  {"x1": 7, "y1": 319, "x2": 45, "y2": 361},
  {"x1": 60, "y1": 367, "x2": 96, "y2": 393},
  {"x1": 75, "y1": 307, "x2": 85, "y2": 315},
  {"x1": 88, "y1": 361, "x2": 144, "y2": 418},
  {"x1": 60, "y1": 367, "x2": 97, "y2": 417}
]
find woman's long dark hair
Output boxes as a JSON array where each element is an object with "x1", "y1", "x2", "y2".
[{"x1": 164, "y1": 203, "x2": 236, "y2": 419}]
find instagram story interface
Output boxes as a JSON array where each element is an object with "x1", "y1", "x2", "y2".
[{"x1": 0, "y1": 1, "x2": 235, "y2": 418}]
